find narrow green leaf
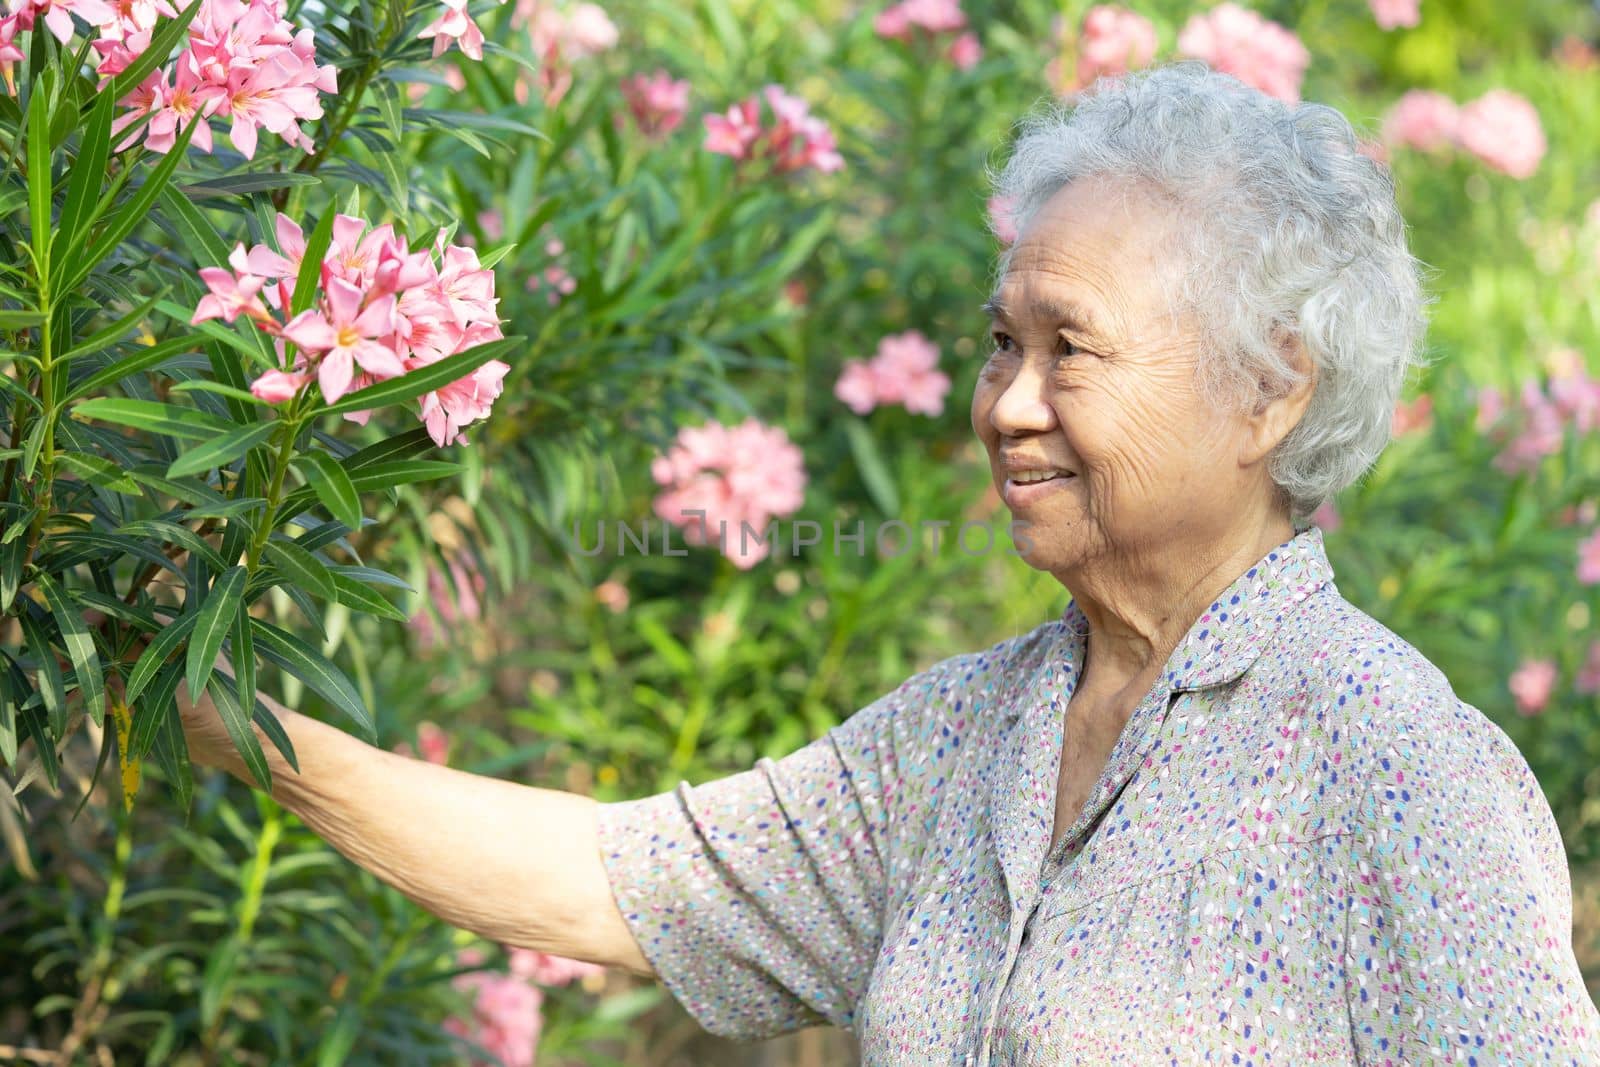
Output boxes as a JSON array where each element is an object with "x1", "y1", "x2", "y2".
[
  {"x1": 102, "y1": 0, "x2": 203, "y2": 106},
  {"x1": 247, "y1": 689, "x2": 297, "y2": 773},
  {"x1": 320, "y1": 336, "x2": 522, "y2": 417},
  {"x1": 168, "y1": 379, "x2": 271, "y2": 406},
  {"x1": 187, "y1": 566, "x2": 246, "y2": 703},
  {"x1": 0, "y1": 309, "x2": 45, "y2": 328},
  {"x1": 294, "y1": 450, "x2": 360, "y2": 530},
  {"x1": 27, "y1": 85, "x2": 52, "y2": 281},
  {"x1": 59, "y1": 290, "x2": 164, "y2": 361},
  {"x1": 329, "y1": 571, "x2": 407, "y2": 621},
  {"x1": 844, "y1": 418, "x2": 901, "y2": 516},
  {"x1": 249, "y1": 618, "x2": 373, "y2": 741},
  {"x1": 128, "y1": 658, "x2": 182, "y2": 762},
  {"x1": 18, "y1": 701, "x2": 60, "y2": 793},
  {"x1": 181, "y1": 173, "x2": 323, "y2": 198},
  {"x1": 54, "y1": 88, "x2": 116, "y2": 266},
  {"x1": 265, "y1": 537, "x2": 336, "y2": 600},
  {"x1": 292, "y1": 208, "x2": 337, "y2": 317},
  {"x1": 57, "y1": 450, "x2": 143, "y2": 494},
  {"x1": 113, "y1": 519, "x2": 226, "y2": 571},
  {"x1": 152, "y1": 685, "x2": 194, "y2": 812},
  {"x1": 125, "y1": 611, "x2": 196, "y2": 710},
  {"x1": 0, "y1": 651, "x2": 20, "y2": 765},
  {"x1": 166, "y1": 421, "x2": 278, "y2": 479},
  {"x1": 229, "y1": 601, "x2": 254, "y2": 733},
  {"x1": 72, "y1": 397, "x2": 234, "y2": 439},
  {"x1": 35, "y1": 571, "x2": 104, "y2": 729},
  {"x1": 16, "y1": 610, "x2": 68, "y2": 738},
  {"x1": 65, "y1": 334, "x2": 201, "y2": 402}
]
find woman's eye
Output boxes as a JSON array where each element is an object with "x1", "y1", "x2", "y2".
[
  {"x1": 1056, "y1": 337, "x2": 1082, "y2": 360},
  {"x1": 992, "y1": 332, "x2": 1016, "y2": 353}
]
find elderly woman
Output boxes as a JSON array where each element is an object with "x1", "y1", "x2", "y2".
[{"x1": 178, "y1": 63, "x2": 1599, "y2": 1063}]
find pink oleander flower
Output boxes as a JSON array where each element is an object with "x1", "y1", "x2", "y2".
[
  {"x1": 1368, "y1": 0, "x2": 1419, "y2": 30},
  {"x1": 947, "y1": 32, "x2": 981, "y2": 70},
  {"x1": 1474, "y1": 384, "x2": 1505, "y2": 433},
  {"x1": 703, "y1": 86, "x2": 842, "y2": 174},
  {"x1": 416, "y1": 348, "x2": 510, "y2": 448},
  {"x1": 419, "y1": 0, "x2": 484, "y2": 60},
  {"x1": 1508, "y1": 658, "x2": 1557, "y2": 716},
  {"x1": 282, "y1": 279, "x2": 404, "y2": 404},
  {"x1": 873, "y1": 0, "x2": 965, "y2": 39},
  {"x1": 192, "y1": 247, "x2": 273, "y2": 325},
  {"x1": 1381, "y1": 90, "x2": 1458, "y2": 152},
  {"x1": 410, "y1": 553, "x2": 488, "y2": 649},
  {"x1": 1062, "y1": 6, "x2": 1157, "y2": 94},
  {"x1": 1454, "y1": 89, "x2": 1545, "y2": 180},
  {"x1": 1391, "y1": 393, "x2": 1432, "y2": 436},
  {"x1": 9, "y1": 0, "x2": 116, "y2": 44},
  {"x1": 517, "y1": 1, "x2": 617, "y2": 105},
  {"x1": 621, "y1": 69, "x2": 689, "y2": 138},
  {"x1": 1577, "y1": 640, "x2": 1600, "y2": 695},
  {"x1": 394, "y1": 720, "x2": 451, "y2": 763},
  {"x1": 443, "y1": 954, "x2": 543, "y2": 1067},
  {"x1": 508, "y1": 948, "x2": 604, "y2": 987},
  {"x1": 249, "y1": 368, "x2": 309, "y2": 403},
  {"x1": 835, "y1": 330, "x2": 951, "y2": 416},
  {"x1": 1547, "y1": 351, "x2": 1600, "y2": 435},
  {"x1": 1558, "y1": 499, "x2": 1598, "y2": 527},
  {"x1": 1578, "y1": 528, "x2": 1600, "y2": 585},
  {"x1": 1311, "y1": 500, "x2": 1341, "y2": 532},
  {"x1": 1489, "y1": 379, "x2": 1564, "y2": 475},
  {"x1": 1176, "y1": 3, "x2": 1310, "y2": 103},
  {"x1": 593, "y1": 578, "x2": 628, "y2": 613},
  {"x1": 651, "y1": 418, "x2": 807, "y2": 569}
]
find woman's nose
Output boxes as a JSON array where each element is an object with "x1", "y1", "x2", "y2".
[{"x1": 988, "y1": 362, "x2": 1058, "y2": 437}]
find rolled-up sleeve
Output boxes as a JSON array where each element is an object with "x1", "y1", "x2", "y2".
[
  {"x1": 594, "y1": 649, "x2": 984, "y2": 1040},
  {"x1": 1344, "y1": 698, "x2": 1600, "y2": 1062}
]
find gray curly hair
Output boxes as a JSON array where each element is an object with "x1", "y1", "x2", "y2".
[{"x1": 988, "y1": 61, "x2": 1437, "y2": 527}]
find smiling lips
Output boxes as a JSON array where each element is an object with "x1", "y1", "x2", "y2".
[{"x1": 1000, "y1": 464, "x2": 1076, "y2": 506}]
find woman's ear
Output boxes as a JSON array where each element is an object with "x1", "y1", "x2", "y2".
[{"x1": 1242, "y1": 331, "x2": 1316, "y2": 465}]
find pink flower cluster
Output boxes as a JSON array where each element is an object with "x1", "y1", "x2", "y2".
[
  {"x1": 443, "y1": 946, "x2": 603, "y2": 1067},
  {"x1": 514, "y1": 0, "x2": 617, "y2": 105},
  {"x1": 703, "y1": 85, "x2": 844, "y2": 175},
  {"x1": 835, "y1": 330, "x2": 952, "y2": 417},
  {"x1": 525, "y1": 238, "x2": 576, "y2": 306},
  {"x1": 1382, "y1": 87, "x2": 1546, "y2": 178},
  {"x1": 873, "y1": 0, "x2": 981, "y2": 70},
  {"x1": 1477, "y1": 352, "x2": 1600, "y2": 475},
  {"x1": 95, "y1": 0, "x2": 337, "y2": 159},
  {"x1": 1509, "y1": 658, "x2": 1557, "y2": 716},
  {"x1": 1176, "y1": 3, "x2": 1310, "y2": 103},
  {"x1": 1390, "y1": 393, "x2": 1432, "y2": 437},
  {"x1": 1367, "y1": 0, "x2": 1419, "y2": 30},
  {"x1": 621, "y1": 69, "x2": 690, "y2": 139},
  {"x1": 392, "y1": 720, "x2": 451, "y2": 763},
  {"x1": 651, "y1": 418, "x2": 807, "y2": 569},
  {"x1": 409, "y1": 553, "x2": 489, "y2": 650},
  {"x1": 192, "y1": 211, "x2": 510, "y2": 448},
  {"x1": 1049, "y1": 5, "x2": 1157, "y2": 95},
  {"x1": 419, "y1": 0, "x2": 500, "y2": 61}
]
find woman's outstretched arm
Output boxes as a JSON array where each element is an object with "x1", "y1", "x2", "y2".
[{"x1": 175, "y1": 682, "x2": 653, "y2": 976}]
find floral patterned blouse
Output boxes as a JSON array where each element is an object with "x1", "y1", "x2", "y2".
[{"x1": 596, "y1": 526, "x2": 1600, "y2": 1065}]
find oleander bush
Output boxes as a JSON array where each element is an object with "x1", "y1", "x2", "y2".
[{"x1": 2, "y1": 0, "x2": 1597, "y2": 1061}]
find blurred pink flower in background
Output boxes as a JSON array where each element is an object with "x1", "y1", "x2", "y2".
[
  {"x1": 1176, "y1": 3, "x2": 1310, "y2": 102},
  {"x1": 835, "y1": 330, "x2": 951, "y2": 417},
  {"x1": 1577, "y1": 641, "x2": 1600, "y2": 695},
  {"x1": 947, "y1": 32, "x2": 981, "y2": 70},
  {"x1": 1390, "y1": 393, "x2": 1432, "y2": 436},
  {"x1": 621, "y1": 69, "x2": 690, "y2": 138},
  {"x1": 409, "y1": 553, "x2": 489, "y2": 650},
  {"x1": 508, "y1": 948, "x2": 604, "y2": 986},
  {"x1": 444, "y1": 948, "x2": 543, "y2": 1067},
  {"x1": 393, "y1": 721, "x2": 451, "y2": 764},
  {"x1": 1545, "y1": 350, "x2": 1600, "y2": 433},
  {"x1": 515, "y1": 1, "x2": 618, "y2": 105},
  {"x1": 1488, "y1": 380, "x2": 1564, "y2": 475},
  {"x1": 593, "y1": 578, "x2": 629, "y2": 613},
  {"x1": 651, "y1": 418, "x2": 807, "y2": 568},
  {"x1": 525, "y1": 238, "x2": 577, "y2": 306},
  {"x1": 1380, "y1": 90, "x2": 1458, "y2": 152},
  {"x1": 1054, "y1": 5, "x2": 1157, "y2": 95},
  {"x1": 873, "y1": 0, "x2": 966, "y2": 40},
  {"x1": 1367, "y1": 0, "x2": 1419, "y2": 30},
  {"x1": 1578, "y1": 529, "x2": 1600, "y2": 585},
  {"x1": 1454, "y1": 89, "x2": 1545, "y2": 179},
  {"x1": 1474, "y1": 384, "x2": 1505, "y2": 433},
  {"x1": 1557, "y1": 499, "x2": 1598, "y2": 527},
  {"x1": 703, "y1": 86, "x2": 843, "y2": 174},
  {"x1": 1508, "y1": 658, "x2": 1557, "y2": 716},
  {"x1": 419, "y1": 0, "x2": 488, "y2": 61},
  {"x1": 1311, "y1": 500, "x2": 1341, "y2": 532}
]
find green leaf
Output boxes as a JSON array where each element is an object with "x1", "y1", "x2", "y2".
[
  {"x1": 60, "y1": 114, "x2": 202, "y2": 294},
  {"x1": 187, "y1": 566, "x2": 246, "y2": 703},
  {"x1": 65, "y1": 334, "x2": 201, "y2": 402},
  {"x1": 27, "y1": 84, "x2": 52, "y2": 281},
  {"x1": 329, "y1": 571, "x2": 407, "y2": 621},
  {"x1": 166, "y1": 421, "x2": 278, "y2": 479},
  {"x1": 249, "y1": 618, "x2": 373, "y2": 741},
  {"x1": 57, "y1": 450, "x2": 142, "y2": 494},
  {"x1": 113, "y1": 519, "x2": 226, "y2": 571},
  {"x1": 72, "y1": 397, "x2": 235, "y2": 439},
  {"x1": 0, "y1": 652, "x2": 20, "y2": 766},
  {"x1": 54, "y1": 88, "x2": 116, "y2": 268},
  {"x1": 168, "y1": 379, "x2": 271, "y2": 406},
  {"x1": 181, "y1": 173, "x2": 322, "y2": 199},
  {"x1": 35, "y1": 571, "x2": 104, "y2": 729},
  {"x1": 59, "y1": 291, "x2": 164, "y2": 361},
  {"x1": 152, "y1": 684, "x2": 194, "y2": 812},
  {"x1": 0, "y1": 309, "x2": 45, "y2": 328},
  {"x1": 292, "y1": 208, "x2": 337, "y2": 317},
  {"x1": 293, "y1": 450, "x2": 360, "y2": 531},
  {"x1": 129, "y1": 659, "x2": 182, "y2": 762},
  {"x1": 320, "y1": 336, "x2": 522, "y2": 417},
  {"x1": 16, "y1": 609, "x2": 68, "y2": 739},
  {"x1": 844, "y1": 418, "x2": 901, "y2": 516},
  {"x1": 126, "y1": 611, "x2": 197, "y2": 707},
  {"x1": 229, "y1": 604, "x2": 255, "y2": 737},
  {"x1": 264, "y1": 537, "x2": 336, "y2": 601}
]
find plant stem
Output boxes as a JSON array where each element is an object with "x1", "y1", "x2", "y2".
[
  {"x1": 22, "y1": 301, "x2": 54, "y2": 572},
  {"x1": 245, "y1": 415, "x2": 300, "y2": 573}
]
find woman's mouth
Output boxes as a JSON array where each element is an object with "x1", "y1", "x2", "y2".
[{"x1": 1003, "y1": 470, "x2": 1075, "y2": 507}]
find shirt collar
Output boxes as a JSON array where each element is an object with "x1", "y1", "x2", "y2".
[{"x1": 1058, "y1": 524, "x2": 1337, "y2": 694}]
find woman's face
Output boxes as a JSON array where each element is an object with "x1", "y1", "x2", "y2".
[{"x1": 972, "y1": 177, "x2": 1262, "y2": 581}]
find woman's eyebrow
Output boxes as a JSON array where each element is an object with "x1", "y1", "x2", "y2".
[{"x1": 982, "y1": 297, "x2": 1100, "y2": 333}]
